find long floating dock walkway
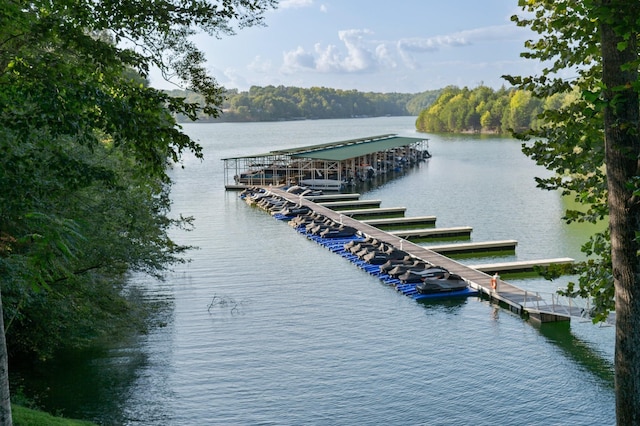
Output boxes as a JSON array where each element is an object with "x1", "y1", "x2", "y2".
[{"x1": 256, "y1": 188, "x2": 582, "y2": 323}]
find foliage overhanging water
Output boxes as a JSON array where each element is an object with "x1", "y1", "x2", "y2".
[{"x1": 14, "y1": 117, "x2": 615, "y2": 425}]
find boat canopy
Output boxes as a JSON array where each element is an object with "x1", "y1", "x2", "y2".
[
  {"x1": 222, "y1": 134, "x2": 430, "y2": 189},
  {"x1": 287, "y1": 135, "x2": 427, "y2": 161},
  {"x1": 221, "y1": 134, "x2": 427, "y2": 161}
]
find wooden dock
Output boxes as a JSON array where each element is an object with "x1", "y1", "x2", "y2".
[
  {"x1": 338, "y1": 206, "x2": 407, "y2": 218},
  {"x1": 424, "y1": 240, "x2": 518, "y2": 255},
  {"x1": 389, "y1": 226, "x2": 473, "y2": 240},
  {"x1": 362, "y1": 215, "x2": 437, "y2": 228},
  {"x1": 305, "y1": 193, "x2": 362, "y2": 202},
  {"x1": 267, "y1": 188, "x2": 581, "y2": 323},
  {"x1": 225, "y1": 184, "x2": 249, "y2": 191},
  {"x1": 472, "y1": 258, "x2": 575, "y2": 274},
  {"x1": 318, "y1": 199, "x2": 382, "y2": 210}
]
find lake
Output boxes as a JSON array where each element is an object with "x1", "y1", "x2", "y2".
[{"x1": 17, "y1": 117, "x2": 615, "y2": 425}]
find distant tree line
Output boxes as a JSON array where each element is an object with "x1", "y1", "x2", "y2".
[
  {"x1": 167, "y1": 86, "x2": 442, "y2": 122},
  {"x1": 415, "y1": 85, "x2": 578, "y2": 134}
]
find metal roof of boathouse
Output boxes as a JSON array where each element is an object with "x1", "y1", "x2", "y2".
[{"x1": 222, "y1": 134, "x2": 428, "y2": 161}]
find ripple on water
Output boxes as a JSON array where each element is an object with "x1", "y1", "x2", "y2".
[{"x1": 25, "y1": 118, "x2": 616, "y2": 425}]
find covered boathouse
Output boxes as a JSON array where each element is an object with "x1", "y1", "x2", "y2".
[{"x1": 223, "y1": 134, "x2": 431, "y2": 191}]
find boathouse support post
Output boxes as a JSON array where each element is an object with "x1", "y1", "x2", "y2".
[{"x1": 568, "y1": 296, "x2": 572, "y2": 315}]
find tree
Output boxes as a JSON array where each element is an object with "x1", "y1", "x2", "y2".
[
  {"x1": 504, "y1": 1, "x2": 640, "y2": 423},
  {"x1": 504, "y1": 90, "x2": 542, "y2": 133},
  {"x1": 0, "y1": 0, "x2": 277, "y2": 424},
  {"x1": 414, "y1": 85, "x2": 546, "y2": 134}
]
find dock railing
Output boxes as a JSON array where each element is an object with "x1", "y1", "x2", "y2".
[{"x1": 521, "y1": 290, "x2": 593, "y2": 322}]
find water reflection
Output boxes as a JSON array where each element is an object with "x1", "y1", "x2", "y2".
[
  {"x1": 535, "y1": 321, "x2": 614, "y2": 386},
  {"x1": 11, "y1": 344, "x2": 146, "y2": 424},
  {"x1": 10, "y1": 117, "x2": 616, "y2": 424},
  {"x1": 416, "y1": 296, "x2": 470, "y2": 315},
  {"x1": 10, "y1": 277, "x2": 175, "y2": 424}
]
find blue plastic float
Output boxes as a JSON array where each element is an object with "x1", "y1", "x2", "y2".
[{"x1": 242, "y1": 187, "x2": 478, "y2": 301}]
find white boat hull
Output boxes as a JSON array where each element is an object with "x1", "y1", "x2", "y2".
[{"x1": 299, "y1": 179, "x2": 344, "y2": 191}]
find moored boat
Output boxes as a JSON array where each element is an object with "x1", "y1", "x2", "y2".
[
  {"x1": 414, "y1": 270, "x2": 468, "y2": 294},
  {"x1": 299, "y1": 178, "x2": 344, "y2": 191}
]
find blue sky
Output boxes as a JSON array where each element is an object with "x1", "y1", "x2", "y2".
[{"x1": 152, "y1": 0, "x2": 540, "y2": 93}]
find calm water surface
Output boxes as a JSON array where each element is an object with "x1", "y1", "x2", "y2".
[{"x1": 20, "y1": 117, "x2": 616, "y2": 425}]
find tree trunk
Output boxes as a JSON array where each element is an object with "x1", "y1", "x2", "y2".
[
  {"x1": 600, "y1": 5, "x2": 640, "y2": 424},
  {"x1": 0, "y1": 294, "x2": 11, "y2": 425}
]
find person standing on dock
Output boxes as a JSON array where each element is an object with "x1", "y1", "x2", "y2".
[{"x1": 491, "y1": 272, "x2": 500, "y2": 292}]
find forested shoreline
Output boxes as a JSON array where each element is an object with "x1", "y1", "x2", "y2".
[
  {"x1": 415, "y1": 85, "x2": 577, "y2": 134},
  {"x1": 170, "y1": 84, "x2": 576, "y2": 136},
  {"x1": 168, "y1": 86, "x2": 441, "y2": 122}
]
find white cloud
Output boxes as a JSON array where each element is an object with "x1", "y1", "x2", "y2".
[
  {"x1": 398, "y1": 24, "x2": 524, "y2": 53},
  {"x1": 312, "y1": 43, "x2": 342, "y2": 72},
  {"x1": 397, "y1": 24, "x2": 527, "y2": 68},
  {"x1": 458, "y1": 24, "x2": 526, "y2": 43},
  {"x1": 282, "y1": 29, "x2": 388, "y2": 74},
  {"x1": 397, "y1": 35, "x2": 467, "y2": 54},
  {"x1": 282, "y1": 46, "x2": 317, "y2": 71},
  {"x1": 336, "y1": 29, "x2": 377, "y2": 72},
  {"x1": 278, "y1": 0, "x2": 313, "y2": 9},
  {"x1": 278, "y1": 23, "x2": 528, "y2": 86},
  {"x1": 375, "y1": 43, "x2": 396, "y2": 69},
  {"x1": 248, "y1": 55, "x2": 273, "y2": 73},
  {"x1": 215, "y1": 67, "x2": 249, "y2": 90}
]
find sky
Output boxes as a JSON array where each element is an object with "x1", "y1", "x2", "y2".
[{"x1": 151, "y1": 0, "x2": 542, "y2": 93}]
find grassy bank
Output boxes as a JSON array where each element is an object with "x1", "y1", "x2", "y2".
[{"x1": 13, "y1": 405, "x2": 96, "y2": 425}]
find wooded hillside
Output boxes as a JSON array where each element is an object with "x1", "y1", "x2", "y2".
[
  {"x1": 168, "y1": 86, "x2": 441, "y2": 122},
  {"x1": 415, "y1": 85, "x2": 577, "y2": 134}
]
